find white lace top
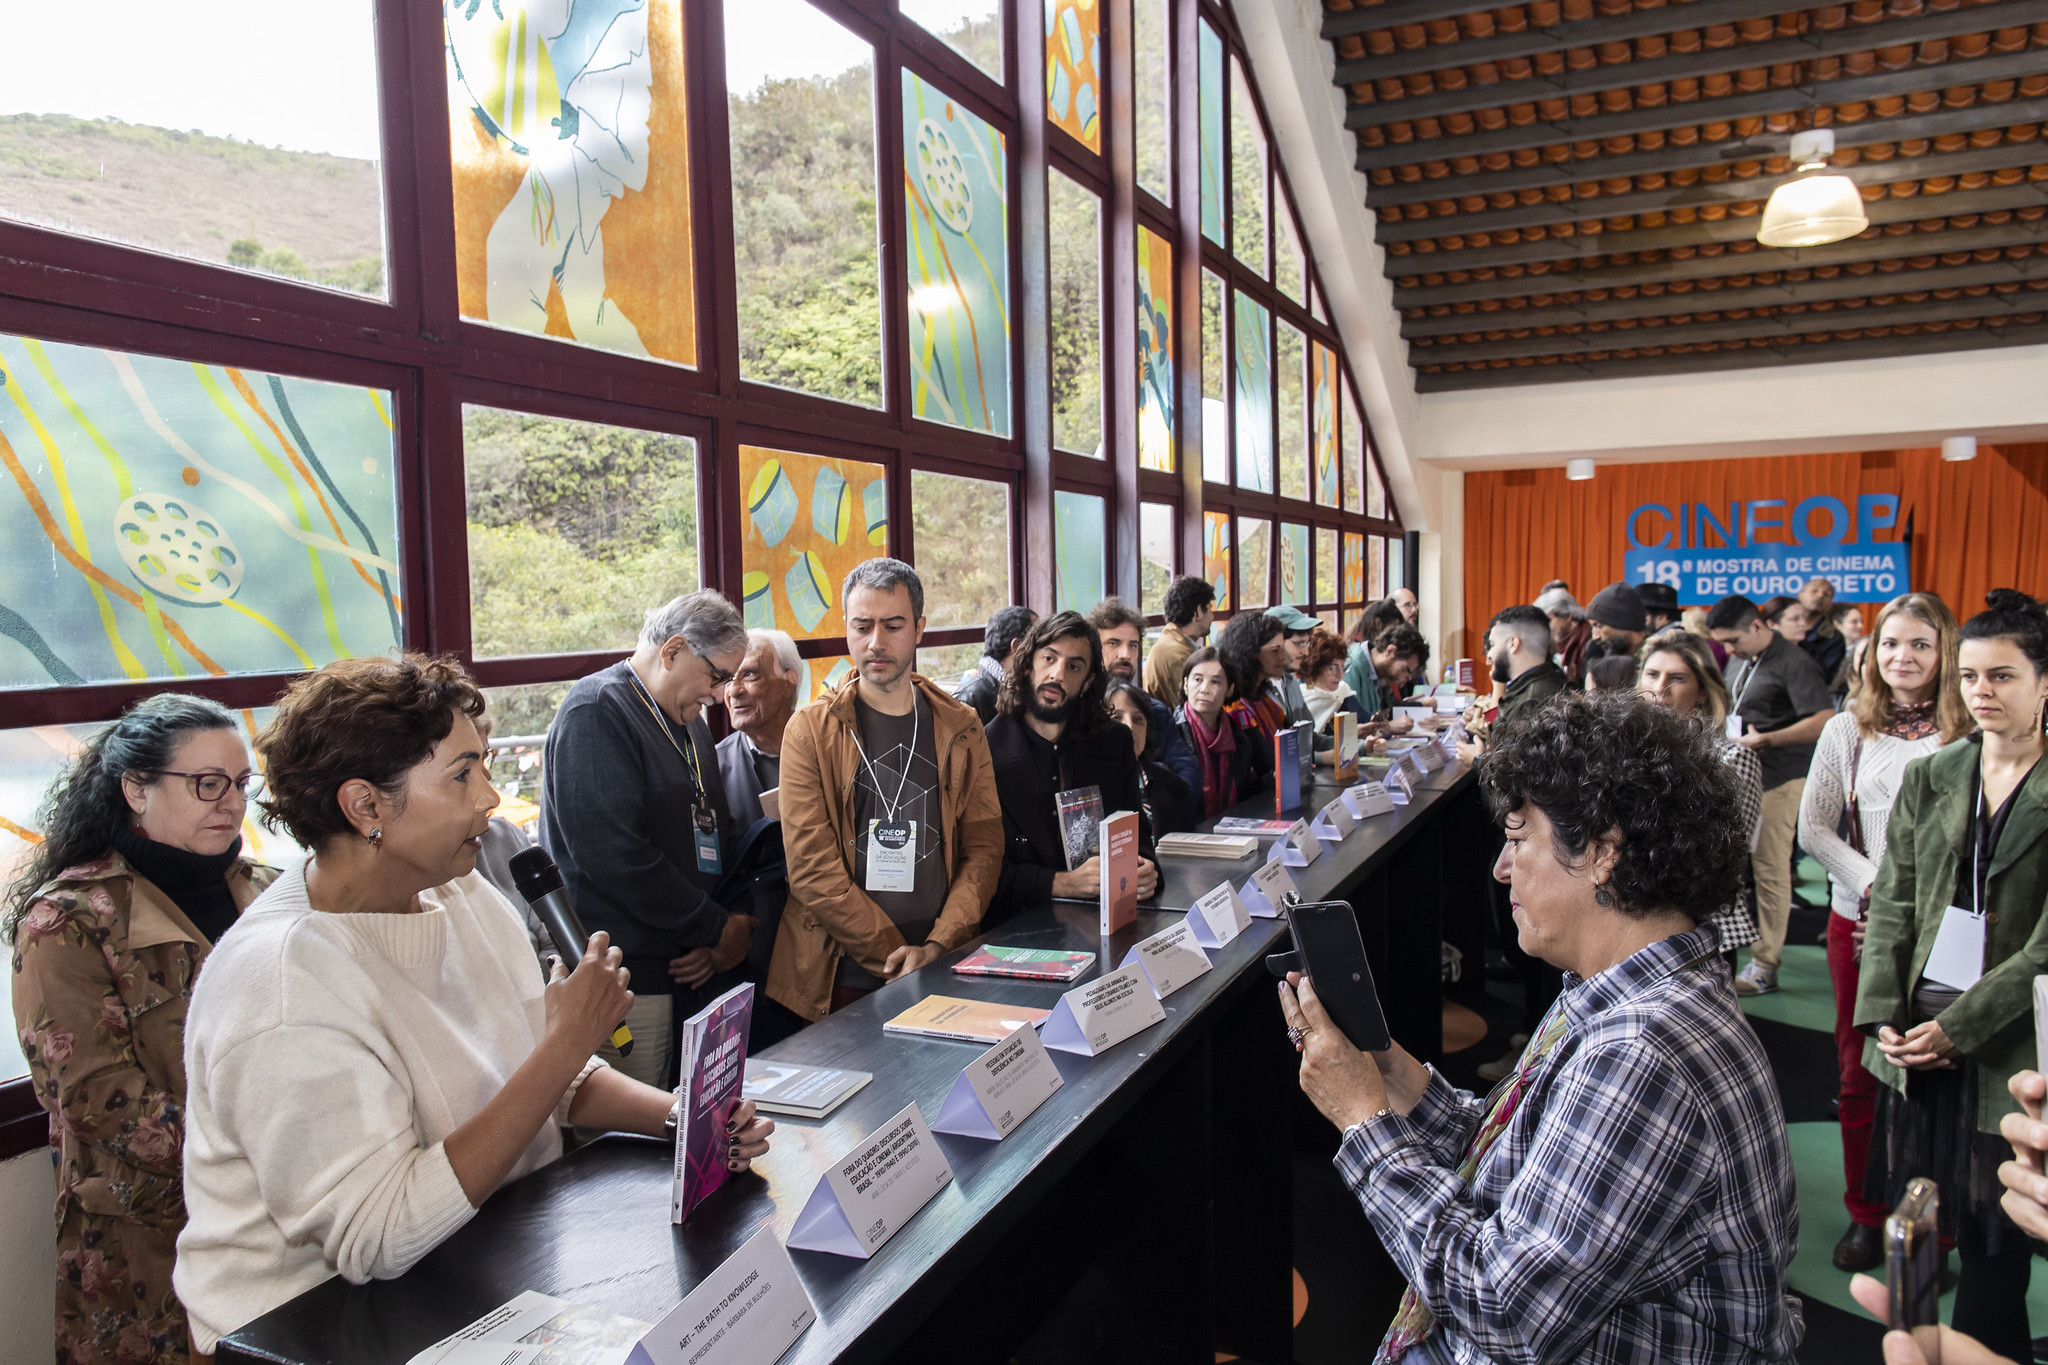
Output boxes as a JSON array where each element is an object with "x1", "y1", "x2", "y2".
[{"x1": 1797, "y1": 711, "x2": 1943, "y2": 920}]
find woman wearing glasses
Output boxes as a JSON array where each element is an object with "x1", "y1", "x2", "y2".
[{"x1": 6, "y1": 694, "x2": 276, "y2": 1365}]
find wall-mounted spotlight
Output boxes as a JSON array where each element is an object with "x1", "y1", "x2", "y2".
[{"x1": 1566, "y1": 458, "x2": 1596, "y2": 481}]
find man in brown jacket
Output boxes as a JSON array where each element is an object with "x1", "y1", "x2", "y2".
[{"x1": 771, "y1": 558, "x2": 1003, "y2": 1022}]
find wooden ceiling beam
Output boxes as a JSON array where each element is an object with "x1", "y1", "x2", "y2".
[
  {"x1": 1393, "y1": 216, "x2": 2048, "y2": 306},
  {"x1": 1410, "y1": 291, "x2": 2048, "y2": 363},
  {"x1": 1340, "y1": 0, "x2": 2048, "y2": 125},
  {"x1": 1373, "y1": 143, "x2": 2048, "y2": 242},
  {"x1": 1410, "y1": 319, "x2": 2048, "y2": 388},
  {"x1": 1326, "y1": 0, "x2": 1811, "y2": 78},
  {"x1": 1359, "y1": 96, "x2": 2048, "y2": 201},
  {"x1": 1399, "y1": 253, "x2": 2048, "y2": 334}
]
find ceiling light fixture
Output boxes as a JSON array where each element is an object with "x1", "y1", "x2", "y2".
[
  {"x1": 1566, "y1": 458, "x2": 1596, "y2": 481},
  {"x1": 1757, "y1": 130, "x2": 1869, "y2": 249},
  {"x1": 1942, "y1": 436, "x2": 1978, "y2": 462}
]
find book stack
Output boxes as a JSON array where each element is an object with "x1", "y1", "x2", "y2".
[{"x1": 1156, "y1": 831, "x2": 1259, "y2": 860}]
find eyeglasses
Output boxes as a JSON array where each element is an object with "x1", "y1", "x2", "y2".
[
  {"x1": 142, "y1": 770, "x2": 262, "y2": 803},
  {"x1": 698, "y1": 655, "x2": 735, "y2": 690}
]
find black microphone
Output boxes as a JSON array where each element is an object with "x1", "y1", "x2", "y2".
[{"x1": 509, "y1": 847, "x2": 633, "y2": 1057}]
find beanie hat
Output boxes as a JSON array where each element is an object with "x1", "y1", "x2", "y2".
[{"x1": 1587, "y1": 581, "x2": 1646, "y2": 632}]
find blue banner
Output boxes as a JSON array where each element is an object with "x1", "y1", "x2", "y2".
[{"x1": 1623, "y1": 543, "x2": 1911, "y2": 606}]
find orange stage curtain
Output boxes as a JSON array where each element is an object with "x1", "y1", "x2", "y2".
[{"x1": 1463, "y1": 444, "x2": 2048, "y2": 641}]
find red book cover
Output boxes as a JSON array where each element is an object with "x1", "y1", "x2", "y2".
[
  {"x1": 953, "y1": 945, "x2": 1098, "y2": 982},
  {"x1": 671, "y1": 982, "x2": 753, "y2": 1225},
  {"x1": 1099, "y1": 810, "x2": 1140, "y2": 936}
]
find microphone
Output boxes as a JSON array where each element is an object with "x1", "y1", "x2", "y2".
[{"x1": 509, "y1": 847, "x2": 633, "y2": 1057}]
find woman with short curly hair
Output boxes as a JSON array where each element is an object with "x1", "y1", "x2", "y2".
[
  {"x1": 1279, "y1": 691, "x2": 1803, "y2": 1364},
  {"x1": 174, "y1": 655, "x2": 773, "y2": 1354}
]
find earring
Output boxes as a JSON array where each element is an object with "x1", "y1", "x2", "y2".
[
  {"x1": 367, "y1": 828, "x2": 383, "y2": 848},
  {"x1": 1593, "y1": 883, "x2": 1614, "y2": 908}
]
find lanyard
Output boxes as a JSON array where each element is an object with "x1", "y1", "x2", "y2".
[
  {"x1": 627, "y1": 670, "x2": 710, "y2": 811},
  {"x1": 851, "y1": 695, "x2": 919, "y2": 824},
  {"x1": 1731, "y1": 657, "x2": 1759, "y2": 713}
]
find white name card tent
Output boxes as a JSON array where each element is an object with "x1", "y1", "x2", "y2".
[
  {"x1": 1383, "y1": 765, "x2": 1413, "y2": 805},
  {"x1": 930, "y1": 1024, "x2": 1064, "y2": 1141},
  {"x1": 1040, "y1": 964, "x2": 1167, "y2": 1056},
  {"x1": 1342, "y1": 783, "x2": 1395, "y2": 820},
  {"x1": 786, "y1": 1103, "x2": 954, "y2": 1259},
  {"x1": 629, "y1": 1227, "x2": 816, "y2": 1365},
  {"x1": 1308, "y1": 798, "x2": 1354, "y2": 843},
  {"x1": 1119, "y1": 919, "x2": 1213, "y2": 999},
  {"x1": 1240, "y1": 859, "x2": 1298, "y2": 918},
  {"x1": 1187, "y1": 880, "x2": 1252, "y2": 949},
  {"x1": 1269, "y1": 818, "x2": 1323, "y2": 868}
]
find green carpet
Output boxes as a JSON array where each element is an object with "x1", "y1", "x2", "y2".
[{"x1": 1739, "y1": 944, "x2": 1838, "y2": 1034}]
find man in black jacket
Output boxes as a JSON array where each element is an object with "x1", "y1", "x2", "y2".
[
  {"x1": 953, "y1": 604, "x2": 1037, "y2": 724},
  {"x1": 983, "y1": 611, "x2": 1160, "y2": 925}
]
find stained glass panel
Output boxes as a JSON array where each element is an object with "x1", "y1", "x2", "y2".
[
  {"x1": 1278, "y1": 522, "x2": 1309, "y2": 606},
  {"x1": 1046, "y1": 0, "x2": 1101, "y2": 152},
  {"x1": 1314, "y1": 526, "x2": 1337, "y2": 604},
  {"x1": 1275, "y1": 197, "x2": 1304, "y2": 304},
  {"x1": 1050, "y1": 171, "x2": 1102, "y2": 456},
  {"x1": 1136, "y1": 225, "x2": 1175, "y2": 472},
  {"x1": 1198, "y1": 20, "x2": 1224, "y2": 246},
  {"x1": 1343, "y1": 531, "x2": 1365, "y2": 603},
  {"x1": 1277, "y1": 322, "x2": 1305, "y2": 501},
  {"x1": 1201, "y1": 270, "x2": 1226, "y2": 484},
  {"x1": 1342, "y1": 383, "x2": 1364, "y2": 514},
  {"x1": 1140, "y1": 502, "x2": 1175, "y2": 613},
  {"x1": 738, "y1": 445, "x2": 888, "y2": 640},
  {"x1": 1368, "y1": 533, "x2": 1385, "y2": 600},
  {"x1": 1237, "y1": 517, "x2": 1269, "y2": 610},
  {"x1": 0, "y1": 334, "x2": 399, "y2": 690},
  {"x1": 1233, "y1": 291, "x2": 1271, "y2": 494},
  {"x1": 1133, "y1": 0, "x2": 1170, "y2": 200},
  {"x1": 904, "y1": 70, "x2": 1010, "y2": 436},
  {"x1": 1054, "y1": 489, "x2": 1105, "y2": 611},
  {"x1": 1387, "y1": 537, "x2": 1404, "y2": 599},
  {"x1": 1228, "y1": 58, "x2": 1266, "y2": 275},
  {"x1": 1312, "y1": 342, "x2": 1339, "y2": 507},
  {"x1": 1203, "y1": 509, "x2": 1231, "y2": 611}
]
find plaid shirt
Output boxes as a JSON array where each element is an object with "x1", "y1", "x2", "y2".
[{"x1": 1339, "y1": 924, "x2": 1804, "y2": 1365}]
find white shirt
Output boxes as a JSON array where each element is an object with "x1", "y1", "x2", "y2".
[{"x1": 1797, "y1": 711, "x2": 1944, "y2": 920}]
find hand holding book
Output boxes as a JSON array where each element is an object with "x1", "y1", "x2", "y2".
[{"x1": 1051, "y1": 854, "x2": 1158, "y2": 900}]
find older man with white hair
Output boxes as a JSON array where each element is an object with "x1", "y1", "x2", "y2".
[{"x1": 718, "y1": 629, "x2": 802, "y2": 822}]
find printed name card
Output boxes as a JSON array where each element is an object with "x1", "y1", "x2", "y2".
[
  {"x1": 1409, "y1": 741, "x2": 1445, "y2": 774},
  {"x1": 931, "y1": 1024, "x2": 1064, "y2": 1141},
  {"x1": 1309, "y1": 798, "x2": 1355, "y2": 843},
  {"x1": 1241, "y1": 858, "x2": 1299, "y2": 918},
  {"x1": 629, "y1": 1226, "x2": 816, "y2": 1365},
  {"x1": 1187, "y1": 880, "x2": 1252, "y2": 948},
  {"x1": 1270, "y1": 818, "x2": 1323, "y2": 868},
  {"x1": 1119, "y1": 919, "x2": 1213, "y2": 999},
  {"x1": 1343, "y1": 783, "x2": 1395, "y2": 820},
  {"x1": 1384, "y1": 764, "x2": 1414, "y2": 805},
  {"x1": 786, "y1": 1103, "x2": 954, "y2": 1259},
  {"x1": 1040, "y1": 964, "x2": 1167, "y2": 1056},
  {"x1": 1394, "y1": 748, "x2": 1427, "y2": 782},
  {"x1": 1436, "y1": 729, "x2": 1460, "y2": 760}
]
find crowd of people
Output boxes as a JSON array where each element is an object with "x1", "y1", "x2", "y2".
[{"x1": 8, "y1": 548, "x2": 2048, "y2": 1365}]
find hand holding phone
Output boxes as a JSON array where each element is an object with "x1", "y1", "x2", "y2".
[{"x1": 1886, "y1": 1179, "x2": 1942, "y2": 1365}]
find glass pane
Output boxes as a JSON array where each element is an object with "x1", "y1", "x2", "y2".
[
  {"x1": 739, "y1": 445, "x2": 888, "y2": 639},
  {"x1": 1387, "y1": 536, "x2": 1404, "y2": 597},
  {"x1": 1237, "y1": 517, "x2": 1269, "y2": 611},
  {"x1": 1136, "y1": 225, "x2": 1175, "y2": 472},
  {"x1": 1233, "y1": 291, "x2": 1271, "y2": 493},
  {"x1": 902, "y1": 0, "x2": 1004, "y2": 80},
  {"x1": 1053, "y1": 489, "x2": 1105, "y2": 611},
  {"x1": 1275, "y1": 198, "x2": 1304, "y2": 304},
  {"x1": 481, "y1": 683, "x2": 572, "y2": 823},
  {"x1": 466, "y1": 407, "x2": 698, "y2": 659},
  {"x1": 1367, "y1": 448, "x2": 1387, "y2": 520},
  {"x1": 1047, "y1": 0, "x2": 1102, "y2": 152},
  {"x1": 1311, "y1": 284, "x2": 1327, "y2": 325},
  {"x1": 1312, "y1": 343, "x2": 1339, "y2": 507},
  {"x1": 1140, "y1": 501, "x2": 1174, "y2": 612},
  {"x1": 1277, "y1": 322, "x2": 1305, "y2": 502},
  {"x1": 1203, "y1": 510, "x2": 1232, "y2": 611},
  {"x1": 904, "y1": 70, "x2": 1011, "y2": 436},
  {"x1": 4, "y1": 5, "x2": 383, "y2": 297},
  {"x1": 803, "y1": 655, "x2": 856, "y2": 702},
  {"x1": 0, "y1": 334, "x2": 398, "y2": 689},
  {"x1": 1343, "y1": 531, "x2": 1364, "y2": 603},
  {"x1": 1133, "y1": 0, "x2": 1170, "y2": 201},
  {"x1": 1198, "y1": 21, "x2": 1224, "y2": 245},
  {"x1": 1201, "y1": 271, "x2": 1226, "y2": 484},
  {"x1": 911, "y1": 469, "x2": 1010, "y2": 628},
  {"x1": 1229, "y1": 58, "x2": 1266, "y2": 275},
  {"x1": 729, "y1": 0, "x2": 881, "y2": 406},
  {"x1": 1314, "y1": 526, "x2": 1336, "y2": 604},
  {"x1": 1049, "y1": 171, "x2": 1102, "y2": 456},
  {"x1": 920, "y1": 639, "x2": 984, "y2": 686},
  {"x1": 1340, "y1": 374, "x2": 1362, "y2": 513},
  {"x1": 448, "y1": 0, "x2": 692, "y2": 362},
  {"x1": 1278, "y1": 522, "x2": 1309, "y2": 606},
  {"x1": 1368, "y1": 533, "x2": 1386, "y2": 600}
]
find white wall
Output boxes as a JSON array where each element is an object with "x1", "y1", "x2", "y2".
[{"x1": 0, "y1": 1149, "x2": 54, "y2": 1364}]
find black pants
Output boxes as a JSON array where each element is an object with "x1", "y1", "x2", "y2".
[{"x1": 1952, "y1": 1229, "x2": 2035, "y2": 1362}]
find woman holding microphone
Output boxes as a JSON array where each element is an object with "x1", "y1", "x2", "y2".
[{"x1": 175, "y1": 655, "x2": 774, "y2": 1355}]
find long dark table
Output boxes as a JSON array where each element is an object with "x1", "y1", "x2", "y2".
[{"x1": 218, "y1": 759, "x2": 1477, "y2": 1365}]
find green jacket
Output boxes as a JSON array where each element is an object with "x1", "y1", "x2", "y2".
[{"x1": 1854, "y1": 736, "x2": 2048, "y2": 1133}]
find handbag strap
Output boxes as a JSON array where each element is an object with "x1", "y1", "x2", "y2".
[{"x1": 1844, "y1": 735, "x2": 1867, "y2": 857}]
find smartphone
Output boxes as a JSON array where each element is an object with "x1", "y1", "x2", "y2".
[
  {"x1": 1267, "y1": 900, "x2": 1392, "y2": 1053},
  {"x1": 1885, "y1": 1178, "x2": 1941, "y2": 1365}
]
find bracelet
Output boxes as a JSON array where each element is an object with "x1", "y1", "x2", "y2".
[{"x1": 663, "y1": 1099, "x2": 682, "y2": 1144}]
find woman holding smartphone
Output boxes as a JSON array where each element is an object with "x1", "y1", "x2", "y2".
[
  {"x1": 1798, "y1": 593, "x2": 1966, "y2": 1273},
  {"x1": 1856, "y1": 590, "x2": 2048, "y2": 1362}
]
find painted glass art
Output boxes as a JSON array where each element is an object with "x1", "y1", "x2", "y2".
[
  {"x1": 1136, "y1": 225, "x2": 1175, "y2": 472},
  {"x1": 739, "y1": 445, "x2": 887, "y2": 640},
  {"x1": 1233, "y1": 291, "x2": 1271, "y2": 493},
  {"x1": 1046, "y1": 0, "x2": 1101, "y2": 151}
]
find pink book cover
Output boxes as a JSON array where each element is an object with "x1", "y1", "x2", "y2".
[
  {"x1": 1099, "y1": 810, "x2": 1140, "y2": 937},
  {"x1": 671, "y1": 982, "x2": 754, "y2": 1225}
]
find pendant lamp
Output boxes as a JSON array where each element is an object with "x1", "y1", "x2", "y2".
[{"x1": 1757, "y1": 130, "x2": 1868, "y2": 249}]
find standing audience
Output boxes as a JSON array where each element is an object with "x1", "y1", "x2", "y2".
[
  {"x1": 953, "y1": 604, "x2": 1037, "y2": 726},
  {"x1": 1800, "y1": 577, "x2": 1849, "y2": 685},
  {"x1": 1584, "y1": 654, "x2": 1638, "y2": 694},
  {"x1": 715, "y1": 629, "x2": 802, "y2": 823},
  {"x1": 1856, "y1": 590, "x2": 2048, "y2": 1363},
  {"x1": 1534, "y1": 586, "x2": 1591, "y2": 687},
  {"x1": 9, "y1": 697, "x2": 276, "y2": 1365},
  {"x1": 1799, "y1": 592, "x2": 1967, "y2": 1273},
  {"x1": 1143, "y1": 575, "x2": 1214, "y2": 710}
]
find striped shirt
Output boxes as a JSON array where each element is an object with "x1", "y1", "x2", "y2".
[{"x1": 1341, "y1": 924, "x2": 1804, "y2": 1365}]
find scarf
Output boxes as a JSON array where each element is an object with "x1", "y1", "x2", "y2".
[
  {"x1": 110, "y1": 827, "x2": 243, "y2": 945},
  {"x1": 1884, "y1": 698, "x2": 1939, "y2": 742},
  {"x1": 1184, "y1": 707, "x2": 1239, "y2": 821}
]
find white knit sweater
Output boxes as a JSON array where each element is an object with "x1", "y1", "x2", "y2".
[
  {"x1": 1798, "y1": 711, "x2": 1944, "y2": 921},
  {"x1": 175, "y1": 865, "x2": 602, "y2": 1350}
]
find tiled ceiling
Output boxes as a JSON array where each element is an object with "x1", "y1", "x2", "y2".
[{"x1": 1321, "y1": 0, "x2": 2048, "y2": 389}]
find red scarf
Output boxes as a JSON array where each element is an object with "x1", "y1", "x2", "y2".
[{"x1": 1185, "y1": 707, "x2": 1239, "y2": 820}]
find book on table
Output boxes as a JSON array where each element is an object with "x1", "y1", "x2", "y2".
[
  {"x1": 1099, "y1": 809, "x2": 1140, "y2": 936},
  {"x1": 1156, "y1": 831, "x2": 1259, "y2": 859},
  {"x1": 1213, "y1": 816, "x2": 1295, "y2": 835},
  {"x1": 952, "y1": 945, "x2": 1098, "y2": 982},
  {"x1": 671, "y1": 983, "x2": 753, "y2": 1225},
  {"x1": 884, "y1": 994, "x2": 1055, "y2": 1044},
  {"x1": 1333, "y1": 713, "x2": 1359, "y2": 784},
  {"x1": 1275, "y1": 727, "x2": 1304, "y2": 815},
  {"x1": 742, "y1": 1058, "x2": 873, "y2": 1118}
]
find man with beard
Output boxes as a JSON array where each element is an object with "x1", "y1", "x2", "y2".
[
  {"x1": 773, "y1": 559, "x2": 1003, "y2": 1020},
  {"x1": 1088, "y1": 596, "x2": 1202, "y2": 795},
  {"x1": 1389, "y1": 585, "x2": 1419, "y2": 626},
  {"x1": 982, "y1": 611, "x2": 1160, "y2": 927},
  {"x1": 1455, "y1": 605, "x2": 1567, "y2": 762}
]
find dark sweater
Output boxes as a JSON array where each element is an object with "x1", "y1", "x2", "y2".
[
  {"x1": 983, "y1": 713, "x2": 1152, "y2": 923},
  {"x1": 538, "y1": 661, "x2": 735, "y2": 985},
  {"x1": 109, "y1": 828, "x2": 242, "y2": 944}
]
